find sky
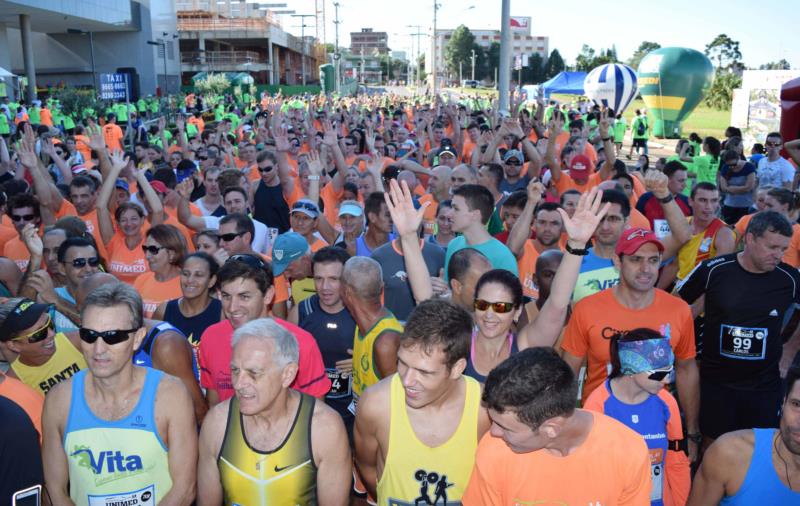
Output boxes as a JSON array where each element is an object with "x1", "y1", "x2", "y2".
[{"x1": 272, "y1": 0, "x2": 797, "y2": 69}]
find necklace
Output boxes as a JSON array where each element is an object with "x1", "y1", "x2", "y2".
[{"x1": 774, "y1": 432, "x2": 796, "y2": 491}]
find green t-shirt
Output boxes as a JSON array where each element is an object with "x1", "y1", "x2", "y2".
[
  {"x1": 692, "y1": 154, "x2": 720, "y2": 186},
  {"x1": 613, "y1": 118, "x2": 627, "y2": 143},
  {"x1": 487, "y1": 208, "x2": 504, "y2": 235},
  {"x1": 29, "y1": 107, "x2": 41, "y2": 124},
  {"x1": 668, "y1": 155, "x2": 695, "y2": 197},
  {"x1": 632, "y1": 116, "x2": 649, "y2": 139},
  {"x1": 0, "y1": 113, "x2": 9, "y2": 135}
]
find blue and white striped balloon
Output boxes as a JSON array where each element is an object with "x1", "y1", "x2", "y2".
[{"x1": 584, "y1": 63, "x2": 639, "y2": 115}]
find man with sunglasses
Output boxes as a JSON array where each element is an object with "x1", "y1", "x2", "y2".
[
  {"x1": 42, "y1": 283, "x2": 197, "y2": 505},
  {"x1": 0, "y1": 298, "x2": 87, "y2": 395},
  {"x1": 3, "y1": 193, "x2": 44, "y2": 271},
  {"x1": 756, "y1": 132, "x2": 794, "y2": 190}
]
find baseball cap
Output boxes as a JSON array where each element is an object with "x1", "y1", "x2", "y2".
[
  {"x1": 291, "y1": 199, "x2": 320, "y2": 218},
  {"x1": 615, "y1": 228, "x2": 665, "y2": 256},
  {"x1": 271, "y1": 232, "x2": 310, "y2": 276},
  {"x1": 115, "y1": 179, "x2": 130, "y2": 193},
  {"x1": 149, "y1": 180, "x2": 169, "y2": 194},
  {"x1": 438, "y1": 146, "x2": 457, "y2": 158},
  {"x1": 569, "y1": 154, "x2": 591, "y2": 172},
  {"x1": 338, "y1": 200, "x2": 363, "y2": 217},
  {"x1": 0, "y1": 299, "x2": 52, "y2": 340},
  {"x1": 503, "y1": 149, "x2": 524, "y2": 163}
]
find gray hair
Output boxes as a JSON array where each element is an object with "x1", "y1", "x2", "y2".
[
  {"x1": 342, "y1": 256, "x2": 383, "y2": 301},
  {"x1": 81, "y1": 283, "x2": 143, "y2": 330},
  {"x1": 231, "y1": 318, "x2": 299, "y2": 367}
]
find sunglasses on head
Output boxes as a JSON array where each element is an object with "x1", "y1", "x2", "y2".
[
  {"x1": 12, "y1": 315, "x2": 53, "y2": 344},
  {"x1": 646, "y1": 366, "x2": 674, "y2": 381},
  {"x1": 79, "y1": 327, "x2": 138, "y2": 345},
  {"x1": 67, "y1": 256, "x2": 100, "y2": 268},
  {"x1": 11, "y1": 213, "x2": 36, "y2": 222},
  {"x1": 293, "y1": 201, "x2": 318, "y2": 213},
  {"x1": 474, "y1": 299, "x2": 516, "y2": 314},
  {"x1": 141, "y1": 245, "x2": 166, "y2": 255},
  {"x1": 226, "y1": 253, "x2": 268, "y2": 271},
  {"x1": 219, "y1": 231, "x2": 244, "y2": 242}
]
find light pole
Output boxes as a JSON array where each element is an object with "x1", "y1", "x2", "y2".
[
  {"x1": 291, "y1": 14, "x2": 315, "y2": 86},
  {"x1": 432, "y1": 1, "x2": 438, "y2": 95},
  {"x1": 407, "y1": 25, "x2": 424, "y2": 88},
  {"x1": 498, "y1": 0, "x2": 511, "y2": 114},
  {"x1": 67, "y1": 28, "x2": 96, "y2": 94},
  {"x1": 333, "y1": 2, "x2": 341, "y2": 93},
  {"x1": 471, "y1": 48, "x2": 476, "y2": 81},
  {"x1": 147, "y1": 40, "x2": 168, "y2": 97}
]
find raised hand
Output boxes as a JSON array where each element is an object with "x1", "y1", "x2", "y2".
[
  {"x1": 321, "y1": 119, "x2": 338, "y2": 147},
  {"x1": 175, "y1": 178, "x2": 194, "y2": 200},
  {"x1": 556, "y1": 187, "x2": 610, "y2": 246},
  {"x1": 384, "y1": 179, "x2": 428, "y2": 237},
  {"x1": 109, "y1": 150, "x2": 127, "y2": 173},
  {"x1": 87, "y1": 124, "x2": 106, "y2": 151},
  {"x1": 526, "y1": 179, "x2": 546, "y2": 208},
  {"x1": 17, "y1": 124, "x2": 39, "y2": 169},
  {"x1": 158, "y1": 116, "x2": 166, "y2": 132},
  {"x1": 21, "y1": 223, "x2": 42, "y2": 257},
  {"x1": 306, "y1": 149, "x2": 323, "y2": 176},
  {"x1": 274, "y1": 127, "x2": 291, "y2": 152},
  {"x1": 505, "y1": 118, "x2": 524, "y2": 139},
  {"x1": 599, "y1": 109, "x2": 610, "y2": 138},
  {"x1": 644, "y1": 169, "x2": 670, "y2": 199}
]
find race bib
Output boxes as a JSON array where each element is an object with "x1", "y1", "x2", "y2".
[
  {"x1": 720, "y1": 325, "x2": 767, "y2": 360},
  {"x1": 267, "y1": 227, "x2": 279, "y2": 251},
  {"x1": 653, "y1": 219, "x2": 671, "y2": 239},
  {"x1": 326, "y1": 368, "x2": 351, "y2": 399},
  {"x1": 88, "y1": 485, "x2": 155, "y2": 506},
  {"x1": 650, "y1": 462, "x2": 664, "y2": 502}
]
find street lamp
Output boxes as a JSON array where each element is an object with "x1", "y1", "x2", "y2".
[
  {"x1": 291, "y1": 14, "x2": 315, "y2": 86},
  {"x1": 67, "y1": 28, "x2": 97, "y2": 93},
  {"x1": 147, "y1": 40, "x2": 169, "y2": 97}
]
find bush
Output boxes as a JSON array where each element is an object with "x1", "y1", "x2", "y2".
[
  {"x1": 53, "y1": 88, "x2": 100, "y2": 118},
  {"x1": 704, "y1": 71, "x2": 741, "y2": 111},
  {"x1": 195, "y1": 73, "x2": 231, "y2": 96}
]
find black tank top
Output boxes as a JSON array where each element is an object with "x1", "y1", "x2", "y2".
[
  {"x1": 298, "y1": 295, "x2": 356, "y2": 421},
  {"x1": 253, "y1": 181, "x2": 290, "y2": 234},
  {"x1": 163, "y1": 297, "x2": 222, "y2": 348}
]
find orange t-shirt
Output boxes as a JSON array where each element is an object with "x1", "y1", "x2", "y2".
[
  {"x1": 321, "y1": 183, "x2": 343, "y2": 226},
  {"x1": 107, "y1": 233, "x2": 148, "y2": 285},
  {"x1": 75, "y1": 208, "x2": 109, "y2": 261},
  {"x1": 40, "y1": 108, "x2": 53, "y2": 127},
  {"x1": 2, "y1": 236, "x2": 30, "y2": 271},
  {"x1": 102, "y1": 123, "x2": 124, "y2": 152},
  {"x1": 74, "y1": 134, "x2": 92, "y2": 163},
  {"x1": 0, "y1": 222, "x2": 17, "y2": 247},
  {"x1": 463, "y1": 411, "x2": 651, "y2": 506},
  {"x1": 554, "y1": 171, "x2": 604, "y2": 197},
  {"x1": 419, "y1": 193, "x2": 439, "y2": 236},
  {"x1": 188, "y1": 116, "x2": 205, "y2": 133},
  {"x1": 0, "y1": 375, "x2": 44, "y2": 439},
  {"x1": 163, "y1": 211, "x2": 196, "y2": 252},
  {"x1": 561, "y1": 288, "x2": 696, "y2": 402},
  {"x1": 517, "y1": 239, "x2": 562, "y2": 300},
  {"x1": 735, "y1": 214, "x2": 800, "y2": 267},
  {"x1": 628, "y1": 208, "x2": 652, "y2": 231},
  {"x1": 133, "y1": 272, "x2": 182, "y2": 318}
]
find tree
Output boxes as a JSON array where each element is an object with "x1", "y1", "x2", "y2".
[
  {"x1": 759, "y1": 59, "x2": 791, "y2": 70},
  {"x1": 444, "y1": 25, "x2": 476, "y2": 79},
  {"x1": 544, "y1": 49, "x2": 565, "y2": 78},
  {"x1": 705, "y1": 34, "x2": 744, "y2": 73},
  {"x1": 323, "y1": 43, "x2": 335, "y2": 54},
  {"x1": 575, "y1": 44, "x2": 597, "y2": 72},
  {"x1": 416, "y1": 54, "x2": 427, "y2": 82},
  {"x1": 704, "y1": 71, "x2": 741, "y2": 110},
  {"x1": 521, "y1": 53, "x2": 546, "y2": 84},
  {"x1": 627, "y1": 41, "x2": 661, "y2": 69},
  {"x1": 484, "y1": 42, "x2": 501, "y2": 83}
]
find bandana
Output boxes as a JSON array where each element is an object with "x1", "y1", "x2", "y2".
[{"x1": 618, "y1": 337, "x2": 674, "y2": 375}]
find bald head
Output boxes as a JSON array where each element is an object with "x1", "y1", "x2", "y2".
[
  {"x1": 397, "y1": 170, "x2": 418, "y2": 188},
  {"x1": 77, "y1": 272, "x2": 121, "y2": 309},
  {"x1": 342, "y1": 256, "x2": 383, "y2": 303},
  {"x1": 451, "y1": 164, "x2": 478, "y2": 191}
]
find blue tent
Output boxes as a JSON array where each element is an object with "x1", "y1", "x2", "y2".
[{"x1": 540, "y1": 71, "x2": 587, "y2": 96}]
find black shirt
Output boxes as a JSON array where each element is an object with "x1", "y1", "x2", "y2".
[
  {"x1": 677, "y1": 253, "x2": 800, "y2": 390},
  {"x1": 253, "y1": 181, "x2": 291, "y2": 234},
  {"x1": 0, "y1": 396, "x2": 43, "y2": 503}
]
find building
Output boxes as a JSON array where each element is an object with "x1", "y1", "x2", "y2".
[
  {"x1": 176, "y1": 0, "x2": 324, "y2": 86},
  {"x1": 350, "y1": 28, "x2": 389, "y2": 56},
  {"x1": 426, "y1": 16, "x2": 548, "y2": 84},
  {"x1": 0, "y1": 0, "x2": 181, "y2": 101}
]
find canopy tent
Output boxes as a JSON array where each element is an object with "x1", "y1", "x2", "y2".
[
  {"x1": 540, "y1": 71, "x2": 587, "y2": 96},
  {"x1": 0, "y1": 66, "x2": 16, "y2": 78}
]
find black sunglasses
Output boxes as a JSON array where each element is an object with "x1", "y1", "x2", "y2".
[
  {"x1": 219, "y1": 232, "x2": 244, "y2": 242},
  {"x1": 473, "y1": 299, "x2": 516, "y2": 314},
  {"x1": 142, "y1": 245, "x2": 166, "y2": 255},
  {"x1": 11, "y1": 213, "x2": 36, "y2": 222},
  {"x1": 226, "y1": 253, "x2": 268, "y2": 271},
  {"x1": 12, "y1": 316, "x2": 53, "y2": 344},
  {"x1": 505, "y1": 160, "x2": 523, "y2": 166},
  {"x1": 258, "y1": 165, "x2": 274, "y2": 173},
  {"x1": 647, "y1": 366, "x2": 674, "y2": 381},
  {"x1": 79, "y1": 327, "x2": 138, "y2": 345},
  {"x1": 67, "y1": 256, "x2": 100, "y2": 268}
]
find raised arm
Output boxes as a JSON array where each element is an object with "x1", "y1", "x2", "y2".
[
  {"x1": 273, "y1": 127, "x2": 297, "y2": 198},
  {"x1": 786, "y1": 138, "x2": 800, "y2": 166},
  {"x1": 597, "y1": 109, "x2": 616, "y2": 181},
  {"x1": 321, "y1": 120, "x2": 346, "y2": 191},
  {"x1": 509, "y1": 119, "x2": 543, "y2": 180},
  {"x1": 96, "y1": 151, "x2": 127, "y2": 244},
  {"x1": 87, "y1": 122, "x2": 112, "y2": 181},
  {"x1": 544, "y1": 114, "x2": 566, "y2": 182},
  {"x1": 136, "y1": 165, "x2": 165, "y2": 226},
  {"x1": 645, "y1": 170, "x2": 692, "y2": 258},
  {"x1": 507, "y1": 179, "x2": 544, "y2": 258},
  {"x1": 175, "y1": 178, "x2": 207, "y2": 231},
  {"x1": 518, "y1": 187, "x2": 610, "y2": 348}
]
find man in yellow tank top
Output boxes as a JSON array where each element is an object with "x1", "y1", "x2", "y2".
[
  {"x1": 0, "y1": 298, "x2": 87, "y2": 395},
  {"x1": 197, "y1": 318, "x2": 351, "y2": 505},
  {"x1": 676, "y1": 183, "x2": 735, "y2": 282},
  {"x1": 355, "y1": 299, "x2": 491, "y2": 505},
  {"x1": 342, "y1": 256, "x2": 403, "y2": 409},
  {"x1": 41, "y1": 283, "x2": 197, "y2": 505}
]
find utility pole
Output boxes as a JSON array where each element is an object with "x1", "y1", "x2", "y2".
[
  {"x1": 459, "y1": 61, "x2": 462, "y2": 86},
  {"x1": 498, "y1": 0, "x2": 511, "y2": 114},
  {"x1": 431, "y1": 1, "x2": 439, "y2": 95},
  {"x1": 471, "y1": 48, "x2": 476, "y2": 81},
  {"x1": 407, "y1": 25, "x2": 424, "y2": 88},
  {"x1": 333, "y1": 1, "x2": 341, "y2": 93},
  {"x1": 291, "y1": 14, "x2": 315, "y2": 86}
]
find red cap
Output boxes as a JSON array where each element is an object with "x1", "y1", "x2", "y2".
[
  {"x1": 569, "y1": 154, "x2": 591, "y2": 172},
  {"x1": 615, "y1": 228, "x2": 665, "y2": 256},
  {"x1": 150, "y1": 181, "x2": 169, "y2": 194}
]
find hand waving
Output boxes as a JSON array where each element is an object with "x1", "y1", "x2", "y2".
[
  {"x1": 384, "y1": 179, "x2": 428, "y2": 237},
  {"x1": 557, "y1": 187, "x2": 610, "y2": 246}
]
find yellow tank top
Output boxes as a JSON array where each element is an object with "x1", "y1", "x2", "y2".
[
  {"x1": 218, "y1": 393, "x2": 317, "y2": 506},
  {"x1": 11, "y1": 332, "x2": 87, "y2": 395},
  {"x1": 352, "y1": 312, "x2": 403, "y2": 399},
  {"x1": 677, "y1": 217, "x2": 724, "y2": 280},
  {"x1": 377, "y1": 374, "x2": 481, "y2": 505}
]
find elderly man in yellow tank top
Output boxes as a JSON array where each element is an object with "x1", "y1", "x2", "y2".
[
  {"x1": 41, "y1": 283, "x2": 197, "y2": 506},
  {"x1": 197, "y1": 318, "x2": 351, "y2": 506}
]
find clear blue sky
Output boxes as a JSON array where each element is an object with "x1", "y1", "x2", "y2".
[{"x1": 276, "y1": 0, "x2": 796, "y2": 68}]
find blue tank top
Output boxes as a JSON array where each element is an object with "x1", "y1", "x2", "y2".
[
  {"x1": 721, "y1": 428, "x2": 800, "y2": 505},
  {"x1": 355, "y1": 233, "x2": 397, "y2": 257},
  {"x1": 463, "y1": 330, "x2": 519, "y2": 383},
  {"x1": 162, "y1": 298, "x2": 222, "y2": 349},
  {"x1": 133, "y1": 322, "x2": 198, "y2": 378},
  {"x1": 298, "y1": 295, "x2": 356, "y2": 422}
]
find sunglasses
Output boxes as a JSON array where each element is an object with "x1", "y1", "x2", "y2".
[
  {"x1": 765, "y1": 141, "x2": 782, "y2": 148},
  {"x1": 13, "y1": 316, "x2": 53, "y2": 344},
  {"x1": 79, "y1": 327, "x2": 138, "y2": 345},
  {"x1": 226, "y1": 253, "x2": 268, "y2": 271},
  {"x1": 141, "y1": 245, "x2": 166, "y2": 255},
  {"x1": 67, "y1": 256, "x2": 100, "y2": 268},
  {"x1": 219, "y1": 232, "x2": 244, "y2": 242},
  {"x1": 505, "y1": 160, "x2": 522, "y2": 166},
  {"x1": 474, "y1": 299, "x2": 516, "y2": 314},
  {"x1": 11, "y1": 213, "x2": 36, "y2": 222},
  {"x1": 258, "y1": 165, "x2": 274, "y2": 173},
  {"x1": 646, "y1": 366, "x2": 674, "y2": 381},
  {"x1": 198, "y1": 155, "x2": 209, "y2": 161}
]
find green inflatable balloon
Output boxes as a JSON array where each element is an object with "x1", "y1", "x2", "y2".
[{"x1": 637, "y1": 47, "x2": 714, "y2": 138}]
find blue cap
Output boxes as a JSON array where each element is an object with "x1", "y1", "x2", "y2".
[
  {"x1": 271, "y1": 232, "x2": 310, "y2": 276},
  {"x1": 115, "y1": 179, "x2": 129, "y2": 193}
]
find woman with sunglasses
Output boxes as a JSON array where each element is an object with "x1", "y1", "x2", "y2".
[
  {"x1": 97, "y1": 153, "x2": 165, "y2": 285},
  {"x1": 134, "y1": 224, "x2": 188, "y2": 318},
  {"x1": 0, "y1": 297, "x2": 87, "y2": 396},
  {"x1": 584, "y1": 328, "x2": 691, "y2": 506}
]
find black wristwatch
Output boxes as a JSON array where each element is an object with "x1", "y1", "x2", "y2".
[
  {"x1": 601, "y1": 136, "x2": 611, "y2": 142},
  {"x1": 565, "y1": 242, "x2": 589, "y2": 256},
  {"x1": 657, "y1": 194, "x2": 674, "y2": 204}
]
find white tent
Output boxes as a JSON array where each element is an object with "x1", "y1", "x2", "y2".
[{"x1": 0, "y1": 66, "x2": 16, "y2": 78}]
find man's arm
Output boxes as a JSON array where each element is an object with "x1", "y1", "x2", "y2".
[
  {"x1": 374, "y1": 331, "x2": 401, "y2": 378},
  {"x1": 152, "y1": 331, "x2": 209, "y2": 425},
  {"x1": 786, "y1": 138, "x2": 800, "y2": 166},
  {"x1": 507, "y1": 180, "x2": 543, "y2": 258},
  {"x1": 645, "y1": 170, "x2": 691, "y2": 258},
  {"x1": 596, "y1": 110, "x2": 616, "y2": 181},
  {"x1": 687, "y1": 433, "x2": 744, "y2": 505},
  {"x1": 42, "y1": 382, "x2": 75, "y2": 505},
  {"x1": 273, "y1": 128, "x2": 297, "y2": 198},
  {"x1": 157, "y1": 377, "x2": 198, "y2": 506},
  {"x1": 175, "y1": 179, "x2": 207, "y2": 231},
  {"x1": 196, "y1": 403, "x2": 227, "y2": 506},
  {"x1": 312, "y1": 404, "x2": 352, "y2": 506},
  {"x1": 96, "y1": 152, "x2": 126, "y2": 244},
  {"x1": 353, "y1": 384, "x2": 385, "y2": 498},
  {"x1": 675, "y1": 357, "x2": 701, "y2": 461},
  {"x1": 544, "y1": 115, "x2": 565, "y2": 182}
]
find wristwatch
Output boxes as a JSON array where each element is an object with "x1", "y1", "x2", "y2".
[
  {"x1": 565, "y1": 242, "x2": 589, "y2": 256},
  {"x1": 601, "y1": 137, "x2": 611, "y2": 142},
  {"x1": 307, "y1": 175, "x2": 320, "y2": 181},
  {"x1": 657, "y1": 194, "x2": 674, "y2": 204}
]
